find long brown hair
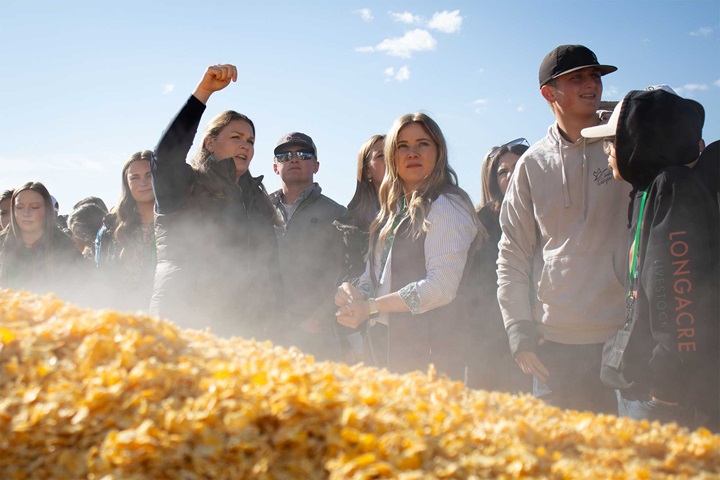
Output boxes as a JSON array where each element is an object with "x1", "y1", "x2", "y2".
[
  {"x1": 192, "y1": 110, "x2": 255, "y2": 200},
  {"x1": 0, "y1": 182, "x2": 57, "y2": 279},
  {"x1": 479, "y1": 143, "x2": 529, "y2": 213},
  {"x1": 346, "y1": 134, "x2": 385, "y2": 225},
  {"x1": 370, "y1": 113, "x2": 477, "y2": 260},
  {"x1": 114, "y1": 151, "x2": 154, "y2": 266}
]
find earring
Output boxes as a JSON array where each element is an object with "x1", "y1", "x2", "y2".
[{"x1": 209, "y1": 153, "x2": 216, "y2": 162}]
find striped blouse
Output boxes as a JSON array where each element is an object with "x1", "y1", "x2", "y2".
[{"x1": 357, "y1": 193, "x2": 478, "y2": 325}]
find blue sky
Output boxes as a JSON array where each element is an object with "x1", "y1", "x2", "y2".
[{"x1": 1, "y1": 1, "x2": 718, "y2": 214}]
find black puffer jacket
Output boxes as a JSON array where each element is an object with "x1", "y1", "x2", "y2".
[
  {"x1": 613, "y1": 89, "x2": 718, "y2": 430},
  {"x1": 150, "y1": 95, "x2": 283, "y2": 340}
]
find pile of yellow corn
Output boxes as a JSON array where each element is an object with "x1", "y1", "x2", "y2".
[{"x1": 1, "y1": 289, "x2": 718, "y2": 479}]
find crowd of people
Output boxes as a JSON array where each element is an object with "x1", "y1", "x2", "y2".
[{"x1": 1, "y1": 44, "x2": 717, "y2": 432}]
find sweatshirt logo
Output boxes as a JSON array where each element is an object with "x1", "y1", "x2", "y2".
[
  {"x1": 670, "y1": 231, "x2": 695, "y2": 353},
  {"x1": 593, "y1": 168, "x2": 614, "y2": 186}
]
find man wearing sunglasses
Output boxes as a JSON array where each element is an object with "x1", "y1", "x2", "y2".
[
  {"x1": 269, "y1": 132, "x2": 347, "y2": 361},
  {"x1": 497, "y1": 45, "x2": 631, "y2": 415}
]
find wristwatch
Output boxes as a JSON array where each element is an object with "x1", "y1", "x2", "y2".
[{"x1": 367, "y1": 298, "x2": 379, "y2": 318}]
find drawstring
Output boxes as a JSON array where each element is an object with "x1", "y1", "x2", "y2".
[
  {"x1": 557, "y1": 128, "x2": 590, "y2": 219},
  {"x1": 581, "y1": 138, "x2": 588, "y2": 220},
  {"x1": 559, "y1": 141, "x2": 571, "y2": 208}
]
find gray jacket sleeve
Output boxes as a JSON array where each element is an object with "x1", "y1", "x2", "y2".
[{"x1": 497, "y1": 158, "x2": 540, "y2": 353}]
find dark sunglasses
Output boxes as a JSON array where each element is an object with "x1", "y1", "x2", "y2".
[
  {"x1": 488, "y1": 138, "x2": 529, "y2": 161},
  {"x1": 274, "y1": 151, "x2": 315, "y2": 163}
]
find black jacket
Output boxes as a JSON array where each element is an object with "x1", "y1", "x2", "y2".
[
  {"x1": 467, "y1": 205, "x2": 530, "y2": 393},
  {"x1": 614, "y1": 90, "x2": 718, "y2": 428},
  {"x1": 0, "y1": 226, "x2": 86, "y2": 301},
  {"x1": 150, "y1": 95, "x2": 282, "y2": 340},
  {"x1": 270, "y1": 185, "x2": 346, "y2": 320},
  {"x1": 333, "y1": 209, "x2": 373, "y2": 284},
  {"x1": 95, "y1": 213, "x2": 156, "y2": 311}
]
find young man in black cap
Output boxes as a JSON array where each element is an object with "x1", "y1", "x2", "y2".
[
  {"x1": 497, "y1": 45, "x2": 631, "y2": 414},
  {"x1": 269, "y1": 132, "x2": 347, "y2": 360}
]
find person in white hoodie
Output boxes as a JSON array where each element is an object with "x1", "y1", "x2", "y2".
[{"x1": 497, "y1": 45, "x2": 631, "y2": 414}]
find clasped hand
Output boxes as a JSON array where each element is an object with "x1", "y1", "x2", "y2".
[{"x1": 334, "y1": 282, "x2": 369, "y2": 329}]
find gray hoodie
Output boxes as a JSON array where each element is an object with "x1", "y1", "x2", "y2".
[{"x1": 497, "y1": 121, "x2": 631, "y2": 347}]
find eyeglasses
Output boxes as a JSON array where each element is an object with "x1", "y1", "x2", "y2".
[
  {"x1": 603, "y1": 137, "x2": 615, "y2": 155},
  {"x1": 488, "y1": 138, "x2": 529, "y2": 161},
  {"x1": 274, "y1": 151, "x2": 315, "y2": 163}
]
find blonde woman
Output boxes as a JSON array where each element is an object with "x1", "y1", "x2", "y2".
[{"x1": 335, "y1": 113, "x2": 482, "y2": 381}]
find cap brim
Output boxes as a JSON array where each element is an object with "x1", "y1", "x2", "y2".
[
  {"x1": 547, "y1": 64, "x2": 618, "y2": 84},
  {"x1": 274, "y1": 142, "x2": 314, "y2": 155},
  {"x1": 581, "y1": 123, "x2": 615, "y2": 139}
]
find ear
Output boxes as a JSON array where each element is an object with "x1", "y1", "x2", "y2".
[
  {"x1": 205, "y1": 137, "x2": 215, "y2": 154},
  {"x1": 540, "y1": 84, "x2": 556, "y2": 104},
  {"x1": 313, "y1": 161, "x2": 320, "y2": 174},
  {"x1": 273, "y1": 162, "x2": 280, "y2": 175}
]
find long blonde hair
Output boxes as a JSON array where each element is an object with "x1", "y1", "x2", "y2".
[
  {"x1": 370, "y1": 113, "x2": 477, "y2": 259},
  {"x1": 346, "y1": 134, "x2": 384, "y2": 226}
]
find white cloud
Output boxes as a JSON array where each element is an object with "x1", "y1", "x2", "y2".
[
  {"x1": 473, "y1": 98, "x2": 488, "y2": 114},
  {"x1": 375, "y1": 29, "x2": 436, "y2": 58},
  {"x1": 605, "y1": 85, "x2": 619, "y2": 97},
  {"x1": 390, "y1": 11, "x2": 422, "y2": 25},
  {"x1": 384, "y1": 66, "x2": 411, "y2": 83},
  {"x1": 354, "y1": 8, "x2": 373, "y2": 22},
  {"x1": 684, "y1": 83, "x2": 708, "y2": 91},
  {"x1": 162, "y1": 84, "x2": 175, "y2": 95},
  {"x1": 516, "y1": 105, "x2": 525, "y2": 113},
  {"x1": 689, "y1": 27, "x2": 713, "y2": 37},
  {"x1": 395, "y1": 66, "x2": 410, "y2": 82},
  {"x1": 674, "y1": 83, "x2": 708, "y2": 96},
  {"x1": 427, "y1": 10, "x2": 462, "y2": 33}
]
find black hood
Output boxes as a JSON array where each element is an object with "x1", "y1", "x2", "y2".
[{"x1": 616, "y1": 89, "x2": 704, "y2": 191}]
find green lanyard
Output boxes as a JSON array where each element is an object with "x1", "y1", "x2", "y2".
[
  {"x1": 379, "y1": 198, "x2": 408, "y2": 275},
  {"x1": 628, "y1": 189, "x2": 649, "y2": 302}
]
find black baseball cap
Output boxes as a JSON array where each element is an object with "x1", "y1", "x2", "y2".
[
  {"x1": 274, "y1": 132, "x2": 317, "y2": 156},
  {"x1": 539, "y1": 45, "x2": 617, "y2": 88}
]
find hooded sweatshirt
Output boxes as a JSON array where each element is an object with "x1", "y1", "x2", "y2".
[
  {"x1": 498, "y1": 119, "x2": 631, "y2": 349},
  {"x1": 612, "y1": 90, "x2": 718, "y2": 427}
]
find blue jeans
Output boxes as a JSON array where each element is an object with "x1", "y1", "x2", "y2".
[
  {"x1": 616, "y1": 391, "x2": 700, "y2": 429},
  {"x1": 532, "y1": 341, "x2": 617, "y2": 415}
]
